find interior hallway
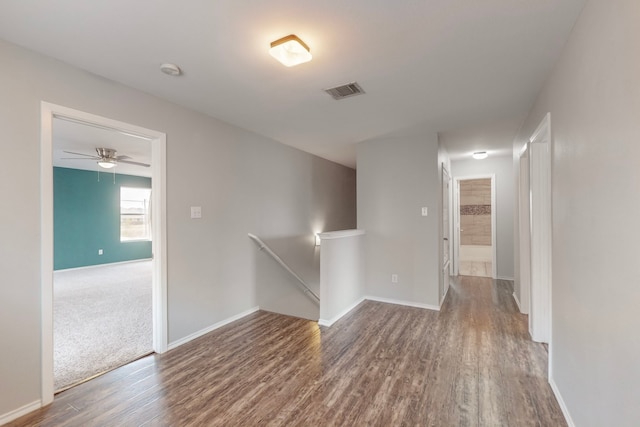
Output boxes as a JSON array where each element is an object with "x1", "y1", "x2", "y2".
[{"x1": 9, "y1": 276, "x2": 564, "y2": 426}]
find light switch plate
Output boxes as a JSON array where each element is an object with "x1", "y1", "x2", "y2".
[{"x1": 421, "y1": 207, "x2": 428, "y2": 216}]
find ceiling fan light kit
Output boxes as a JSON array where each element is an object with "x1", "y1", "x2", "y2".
[
  {"x1": 97, "y1": 158, "x2": 117, "y2": 169},
  {"x1": 62, "y1": 147, "x2": 151, "y2": 170}
]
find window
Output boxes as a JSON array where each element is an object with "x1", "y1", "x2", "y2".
[{"x1": 120, "y1": 187, "x2": 152, "y2": 241}]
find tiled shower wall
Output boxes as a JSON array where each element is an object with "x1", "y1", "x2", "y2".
[{"x1": 460, "y1": 179, "x2": 491, "y2": 245}]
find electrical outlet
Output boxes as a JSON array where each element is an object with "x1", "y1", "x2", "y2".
[
  {"x1": 98, "y1": 249, "x2": 103, "y2": 255},
  {"x1": 391, "y1": 274, "x2": 398, "y2": 284}
]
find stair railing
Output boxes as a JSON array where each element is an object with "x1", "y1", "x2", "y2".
[{"x1": 248, "y1": 233, "x2": 320, "y2": 305}]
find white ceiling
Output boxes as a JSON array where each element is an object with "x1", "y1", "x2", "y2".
[
  {"x1": 53, "y1": 118, "x2": 152, "y2": 178},
  {"x1": 0, "y1": 0, "x2": 586, "y2": 167},
  {"x1": 439, "y1": 116, "x2": 527, "y2": 161}
]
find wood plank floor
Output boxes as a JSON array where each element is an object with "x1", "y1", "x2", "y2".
[{"x1": 9, "y1": 276, "x2": 566, "y2": 426}]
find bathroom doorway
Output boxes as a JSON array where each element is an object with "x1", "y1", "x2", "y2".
[{"x1": 454, "y1": 176, "x2": 496, "y2": 278}]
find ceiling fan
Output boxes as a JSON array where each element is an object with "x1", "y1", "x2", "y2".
[{"x1": 62, "y1": 148, "x2": 150, "y2": 169}]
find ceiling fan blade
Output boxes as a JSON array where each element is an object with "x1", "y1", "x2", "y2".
[
  {"x1": 119, "y1": 159, "x2": 151, "y2": 167},
  {"x1": 63, "y1": 150, "x2": 98, "y2": 158},
  {"x1": 116, "y1": 155, "x2": 131, "y2": 160},
  {"x1": 60, "y1": 157, "x2": 100, "y2": 160}
]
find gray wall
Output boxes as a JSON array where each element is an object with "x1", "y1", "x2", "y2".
[
  {"x1": 452, "y1": 155, "x2": 515, "y2": 279},
  {"x1": 357, "y1": 136, "x2": 441, "y2": 307},
  {"x1": 0, "y1": 38, "x2": 355, "y2": 417},
  {"x1": 513, "y1": 0, "x2": 640, "y2": 424}
]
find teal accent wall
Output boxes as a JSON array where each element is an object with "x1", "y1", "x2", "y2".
[{"x1": 54, "y1": 167, "x2": 152, "y2": 270}]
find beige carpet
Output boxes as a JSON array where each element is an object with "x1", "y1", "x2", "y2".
[{"x1": 54, "y1": 260, "x2": 153, "y2": 391}]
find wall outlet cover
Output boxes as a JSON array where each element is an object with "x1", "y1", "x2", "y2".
[{"x1": 190, "y1": 206, "x2": 202, "y2": 219}]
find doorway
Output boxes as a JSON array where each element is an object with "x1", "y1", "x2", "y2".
[
  {"x1": 41, "y1": 103, "x2": 167, "y2": 405},
  {"x1": 52, "y1": 118, "x2": 156, "y2": 391},
  {"x1": 454, "y1": 175, "x2": 496, "y2": 278}
]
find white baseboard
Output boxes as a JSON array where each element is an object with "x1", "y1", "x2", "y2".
[
  {"x1": 365, "y1": 296, "x2": 440, "y2": 312},
  {"x1": 549, "y1": 377, "x2": 575, "y2": 427},
  {"x1": 512, "y1": 292, "x2": 522, "y2": 312},
  {"x1": 440, "y1": 285, "x2": 450, "y2": 307},
  {"x1": 497, "y1": 276, "x2": 515, "y2": 281},
  {"x1": 167, "y1": 306, "x2": 259, "y2": 351},
  {"x1": 55, "y1": 258, "x2": 153, "y2": 272},
  {"x1": 318, "y1": 297, "x2": 366, "y2": 327},
  {"x1": 0, "y1": 400, "x2": 41, "y2": 426}
]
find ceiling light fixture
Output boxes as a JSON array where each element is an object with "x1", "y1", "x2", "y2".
[
  {"x1": 160, "y1": 63, "x2": 182, "y2": 76},
  {"x1": 269, "y1": 34, "x2": 312, "y2": 67},
  {"x1": 472, "y1": 151, "x2": 488, "y2": 160},
  {"x1": 97, "y1": 158, "x2": 117, "y2": 169}
]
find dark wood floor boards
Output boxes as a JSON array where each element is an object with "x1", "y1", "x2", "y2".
[{"x1": 8, "y1": 276, "x2": 567, "y2": 426}]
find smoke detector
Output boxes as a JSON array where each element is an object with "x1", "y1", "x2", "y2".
[{"x1": 160, "y1": 63, "x2": 182, "y2": 76}]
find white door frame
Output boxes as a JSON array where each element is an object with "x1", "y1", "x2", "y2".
[
  {"x1": 441, "y1": 164, "x2": 452, "y2": 303},
  {"x1": 517, "y1": 145, "x2": 531, "y2": 315},
  {"x1": 453, "y1": 174, "x2": 497, "y2": 279},
  {"x1": 40, "y1": 102, "x2": 168, "y2": 405},
  {"x1": 526, "y1": 113, "x2": 552, "y2": 344}
]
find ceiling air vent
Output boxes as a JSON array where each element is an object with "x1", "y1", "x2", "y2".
[{"x1": 324, "y1": 82, "x2": 365, "y2": 100}]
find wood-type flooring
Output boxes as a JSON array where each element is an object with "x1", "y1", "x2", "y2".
[{"x1": 9, "y1": 276, "x2": 566, "y2": 426}]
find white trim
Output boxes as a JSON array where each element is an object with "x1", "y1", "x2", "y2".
[
  {"x1": 167, "y1": 307, "x2": 260, "y2": 351},
  {"x1": 518, "y1": 149, "x2": 531, "y2": 316},
  {"x1": 318, "y1": 296, "x2": 440, "y2": 328},
  {"x1": 365, "y1": 296, "x2": 440, "y2": 312},
  {"x1": 549, "y1": 378, "x2": 576, "y2": 427},
  {"x1": 441, "y1": 164, "x2": 452, "y2": 300},
  {"x1": 40, "y1": 102, "x2": 168, "y2": 406},
  {"x1": 453, "y1": 174, "x2": 497, "y2": 279},
  {"x1": 528, "y1": 113, "x2": 552, "y2": 344},
  {"x1": 440, "y1": 277, "x2": 450, "y2": 307},
  {"x1": 54, "y1": 258, "x2": 152, "y2": 272},
  {"x1": 318, "y1": 297, "x2": 366, "y2": 327},
  {"x1": 497, "y1": 276, "x2": 515, "y2": 281},
  {"x1": 318, "y1": 229, "x2": 365, "y2": 239},
  {"x1": 0, "y1": 400, "x2": 42, "y2": 425},
  {"x1": 40, "y1": 103, "x2": 55, "y2": 405},
  {"x1": 151, "y1": 126, "x2": 168, "y2": 355},
  {"x1": 512, "y1": 292, "x2": 522, "y2": 312}
]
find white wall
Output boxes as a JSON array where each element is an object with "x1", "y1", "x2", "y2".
[
  {"x1": 0, "y1": 38, "x2": 355, "y2": 418},
  {"x1": 357, "y1": 136, "x2": 441, "y2": 308},
  {"x1": 451, "y1": 155, "x2": 514, "y2": 279},
  {"x1": 513, "y1": 0, "x2": 640, "y2": 424},
  {"x1": 319, "y1": 230, "x2": 365, "y2": 326}
]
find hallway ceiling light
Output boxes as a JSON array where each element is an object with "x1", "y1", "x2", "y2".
[
  {"x1": 472, "y1": 151, "x2": 488, "y2": 160},
  {"x1": 269, "y1": 34, "x2": 312, "y2": 67}
]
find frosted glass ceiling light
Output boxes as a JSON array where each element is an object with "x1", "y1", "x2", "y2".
[
  {"x1": 472, "y1": 151, "x2": 488, "y2": 160},
  {"x1": 269, "y1": 34, "x2": 312, "y2": 67},
  {"x1": 97, "y1": 158, "x2": 117, "y2": 169}
]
